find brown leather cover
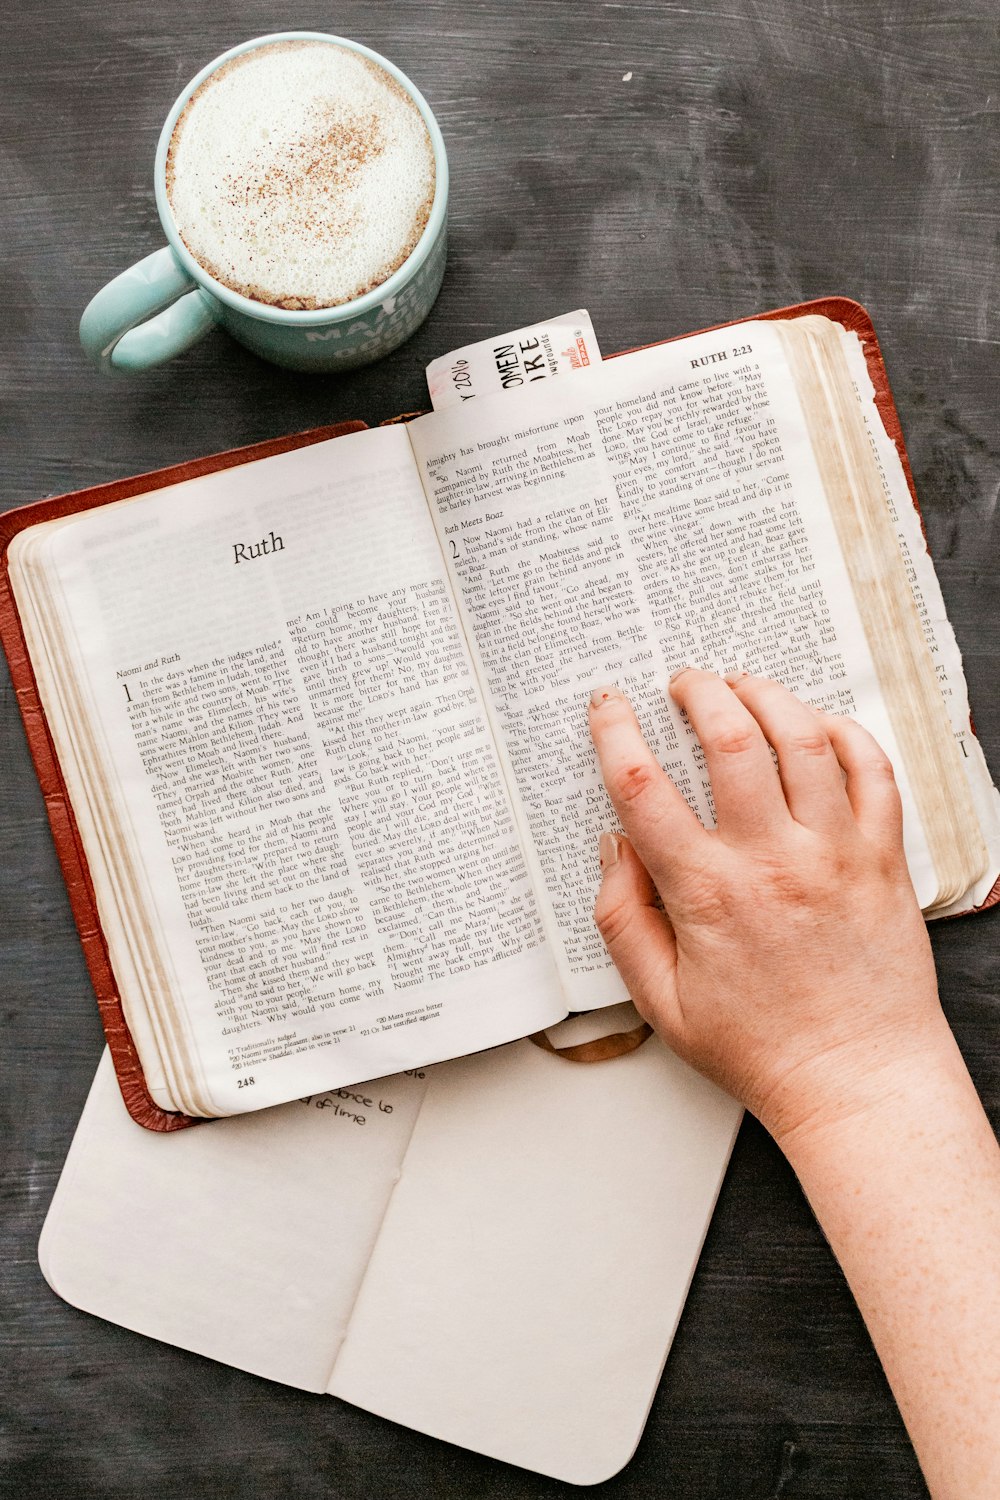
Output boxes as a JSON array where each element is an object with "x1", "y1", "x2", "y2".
[
  {"x1": 0, "y1": 421, "x2": 367, "y2": 1132},
  {"x1": 2, "y1": 298, "x2": 995, "y2": 1133}
]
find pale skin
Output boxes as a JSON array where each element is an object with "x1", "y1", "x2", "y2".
[{"x1": 588, "y1": 668, "x2": 1000, "y2": 1500}]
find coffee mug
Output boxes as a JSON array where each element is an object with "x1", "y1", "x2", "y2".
[{"x1": 79, "y1": 32, "x2": 449, "y2": 374}]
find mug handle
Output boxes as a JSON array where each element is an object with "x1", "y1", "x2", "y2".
[{"x1": 79, "y1": 246, "x2": 217, "y2": 374}]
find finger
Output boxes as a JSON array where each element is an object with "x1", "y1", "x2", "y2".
[
  {"x1": 589, "y1": 684, "x2": 709, "y2": 894},
  {"x1": 727, "y1": 674, "x2": 853, "y2": 833},
  {"x1": 594, "y1": 832, "x2": 681, "y2": 1035},
  {"x1": 668, "y1": 668, "x2": 790, "y2": 840},
  {"x1": 820, "y1": 712, "x2": 904, "y2": 851}
]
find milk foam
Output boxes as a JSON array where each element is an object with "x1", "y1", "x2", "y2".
[{"x1": 166, "y1": 41, "x2": 436, "y2": 309}]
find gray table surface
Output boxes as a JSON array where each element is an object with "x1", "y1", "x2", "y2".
[{"x1": 3, "y1": 2, "x2": 999, "y2": 1496}]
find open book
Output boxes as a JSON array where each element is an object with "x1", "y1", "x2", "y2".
[
  {"x1": 4, "y1": 299, "x2": 999, "y2": 1125},
  {"x1": 41, "y1": 1011, "x2": 742, "y2": 1485}
]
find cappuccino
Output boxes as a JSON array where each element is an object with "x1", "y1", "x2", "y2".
[{"x1": 165, "y1": 39, "x2": 436, "y2": 311}]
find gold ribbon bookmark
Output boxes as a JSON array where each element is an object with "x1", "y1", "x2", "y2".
[{"x1": 528, "y1": 1019, "x2": 653, "y2": 1064}]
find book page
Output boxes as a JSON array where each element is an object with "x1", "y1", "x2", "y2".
[
  {"x1": 408, "y1": 323, "x2": 939, "y2": 1006},
  {"x1": 772, "y1": 319, "x2": 986, "y2": 908},
  {"x1": 329, "y1": 1023, "x2": 741, "y2": 1483},
  {"x1": 39, "y1": 1049, "x2": 429, "y2": 1391},
  {"x1": 42, "y1": 1032, "x2": 740, "y2": 1483},
  {"x1": 837, "y1": 334, "x2": 1000, "y2": 910},
  {"x1": 14, "y1": 426, "x2": 564, "y2": 1114}
]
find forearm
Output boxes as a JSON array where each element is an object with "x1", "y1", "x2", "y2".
[
  {"x1": 778, "y1": 1023, "x2": 1000, "y2": 1500},
  {"x1": 588, "y1": 673, "x2": 1000, "y2": 1492}
]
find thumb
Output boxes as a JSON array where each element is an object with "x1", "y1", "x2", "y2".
[{"x1": 594, "y1": 832, "x2": 679, "y2": 1031}]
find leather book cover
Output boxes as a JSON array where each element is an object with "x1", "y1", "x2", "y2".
[{"x1": 2, "y1": 299, "x2": 993, "y2": 1134}]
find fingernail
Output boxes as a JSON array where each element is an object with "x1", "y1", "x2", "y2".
[
  {"x1": 590, "y1": 684, "x2": 624, "y2": 709},
  {"x1": 668, "y1": 665, "x2": 692, "y2": 684},
  {"x1": 599, "y1": 831, "x2": 622, "y2": 870},
  {"x1": 724, "y1": 670, "x2": 750, "y2": 685}
]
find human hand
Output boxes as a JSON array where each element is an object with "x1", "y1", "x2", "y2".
[{"x1": 589, "y1": 669, "x2": 948, "y2": 1146}]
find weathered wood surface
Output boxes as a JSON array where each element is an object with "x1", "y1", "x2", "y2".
[{"x1": 3, "y1": 2, "x2": 999, "y2": 1495}]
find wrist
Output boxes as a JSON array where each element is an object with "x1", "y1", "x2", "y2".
[
  {"x1": 768, "y1": 1014, "x2": 1000, "y2": 1500},
  {"x1": 759, "y1": 1012, "x2": 962, "y2": 1164}
]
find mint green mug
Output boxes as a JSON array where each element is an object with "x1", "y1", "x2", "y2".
[{"x1": 80, "y1": 32, "x2": 448, "y2": 375}]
